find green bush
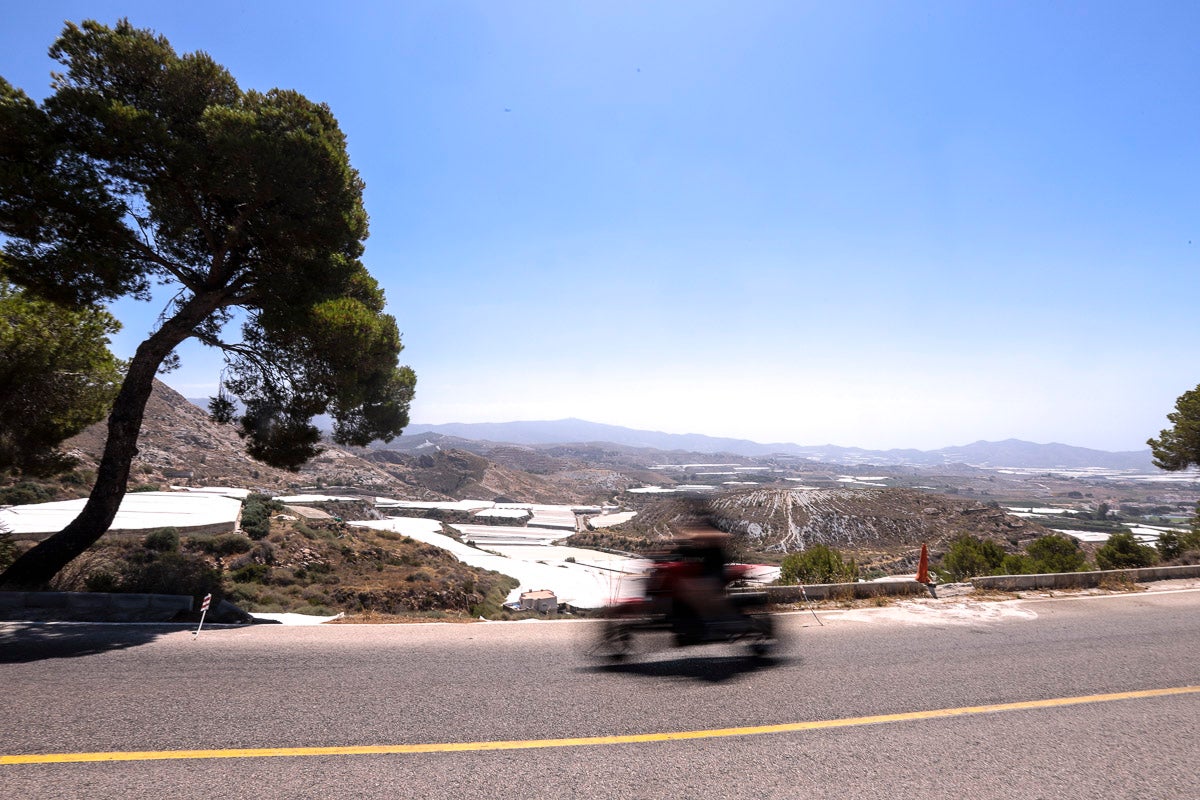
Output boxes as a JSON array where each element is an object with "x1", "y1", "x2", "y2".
[
  {"x1": 60, "y1": 470, "x2": 94, "y2": 486},
  {"x1": 213, "y1": 533, "x2": 253, "y2": 556},
  {"x1": 1026, "y1": 534, "x2": 1090, "y2": 573},
  {"x1": 230, "y1": 563, "x2": 271, "y2": 584},
  {"x1": 143, "y1": 527, "x2": 180, "y2": 553},
  {"x1": 999, "y1": 553, "x2": 1034, "y2": 575},
  {"x1": 191, "y1": 533, "x2": 254, "y2": 556},
  {"x1": 0, "y1": 482, "x2": 55, "y2": 505},
  {"x1": 84, "y1": 570, "x2": 120, "y2": 593},
  {"x1": 1095, "y1": 532, "x2": 1158, "y2": 570},
  {"x1": 1180, "y1": 527, "x2": 1200, "y2": 553},
  {"x1": 779, "y1": 544, "x2": 858, "y2": 585},
  {"x1": 935, "y1": 535, "x2": 1007, "y2": 582},
  {"x1": 1156, "y1": 531, "x2": 1182, "y2": 561},
  {"x1": 240, "y1": 493, "x2": 284, "y2": 540},
  {"x1": 0, "y1": 529, "x2": 17, "y2": 572},
  {"x1": 118, "y1": 552, "x2": 224, "y2": 601}
]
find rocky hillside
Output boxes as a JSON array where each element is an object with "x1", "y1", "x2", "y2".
[
  {"x1": 572, "y1": 487, "x2": 1054, "y2": 575},
  {"x1": 54, "y1": 381, "x2": 618, "y2": 504},
  {"x1": 360, "y1": 447, "x2": 631, "y2": 504},
  {"x1": 60, "y1": 381, "x2": 416, "y2": 496}
]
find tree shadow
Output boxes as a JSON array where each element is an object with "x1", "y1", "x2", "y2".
[
  {"x1": 0, "y1": 622, "x2": 175, "y2": 663},
  {"x1": 582, "y1": 653, "x2": 791, "y2": 684}
]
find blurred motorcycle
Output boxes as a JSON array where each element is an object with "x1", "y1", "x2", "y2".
[{"x1": 591, "y1": 555, "x2": 778, "y2": 661}]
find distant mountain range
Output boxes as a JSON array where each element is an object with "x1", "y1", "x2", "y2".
[
  {"x1": 183, "y1": 398, "x2": 1158, "y2": 471},
  {"x1": 397, "y1": 418, "x2": 1157, "y2": 471}
]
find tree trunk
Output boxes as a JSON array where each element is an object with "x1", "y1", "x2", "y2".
[{"x1": 0, "y1": 293, "x2": 223, "y2": 589}]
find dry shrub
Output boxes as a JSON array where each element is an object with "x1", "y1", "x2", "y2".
[
  {"x1": 1097, "y1": 573, "x2": 1143, "y2": 592},
  {"x1": 50, "y1": 549, "x2": 125, "y2": 591}
]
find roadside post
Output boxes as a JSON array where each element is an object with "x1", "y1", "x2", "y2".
[
  {"x1": 193, "y1": 593, "x2": 212, "y2": 639},
  {"x1": 799, "y1": 584, "x2": 823, "y2": 626}
]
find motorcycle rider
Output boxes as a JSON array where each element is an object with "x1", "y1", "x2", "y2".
[{"x1": 669, "y1": 522, "x2": 739, "y2": 643}]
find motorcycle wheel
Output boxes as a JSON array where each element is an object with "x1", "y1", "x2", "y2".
[
  {"x1": 592, "y1": 619, "x2": 635, "y2": 662},
  {"x1": 746, "y1": 614, "x2": 775, "y2": 659}
]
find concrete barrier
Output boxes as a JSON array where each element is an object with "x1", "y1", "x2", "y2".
[
  {"x1": 744, "y1": 580, "x2": 932, "y2": 603},
  {"x1": 0, "y1": 591, "x2": 193, "y2": 622},
  {"x1": 972, "y1": 564, "x2": 1200, "y2": 592}
]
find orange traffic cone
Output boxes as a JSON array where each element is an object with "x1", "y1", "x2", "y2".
[{"x1": 916, "y1": 542, "x2": 931, "y2": 584}]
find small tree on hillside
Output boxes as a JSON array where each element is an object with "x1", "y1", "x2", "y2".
[
  {"x1": 1156, "y1": 531, "x2": 1182, "y2": 561},
  {"x1": 1095, "y1": 532, "x2": 1158, "y2": 570},
  {"x1": 0, "y1": 20, "x2": 415, "y2": 588},
  {"x1": 1025, "y1": 533, "x2": 1090, "y2": 573},
  {"x1": 1148, "y1": 386, "x2": 1200, "y2": 471}
]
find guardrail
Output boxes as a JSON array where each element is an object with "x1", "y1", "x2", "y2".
[
  {"x1": 0, "y1": 591, "x2": 193, "y2": 622},
  {"x1": 971, "y1": 564, "x2": 1200, "y2": 591},
  {"x1": 739, "y1": 581, "x2": 932, "y2": 602},
  {"x1": 737, "y1": 563, "x2": 1200, "y2": 603}
]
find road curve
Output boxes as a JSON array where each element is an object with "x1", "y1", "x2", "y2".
[{"x1": 3, "y1": 589, "x2": 1199, "y2": 799}]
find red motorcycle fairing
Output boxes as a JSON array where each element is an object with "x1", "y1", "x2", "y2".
[{"x1": 591, "y1": 559, "x2": 777, "y2": 660}]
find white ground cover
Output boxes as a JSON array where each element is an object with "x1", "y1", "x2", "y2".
[
  {"x1": 520, "y1": 507, "x2": 578, "y2": 530},
  {"x1": 1058, "y1": 526, "x2": 1167, "y2": 544},
  {"x1": 356, "y1": 517, "x2": 649, "y2": 608},
  {"x1": 1057, "y1": 530, "x2": 1112, "y2": 543},
  {"x1": 0, "y1": 491, "x2": 754, "y2": 620},
  {"x1": 588, "y1": 511, "x2": 637, "y2": 528},
  {"x1": 836, "y1": 476, "x2": 888, "y2": 487},
  {"x1": 374, "y1": 499, "x2": 494, "y2": 513},
  {"x1": 1006, "y1": 507, "x2": 1079, "y2": 516},
  {"x1": 174, "y1": 486, "x2": 254, "y2": 499},
  {"x1": 473, "y1": 508, "x2": 530, "y2": 520},
  {"x1": 252, "y1": 612, "x2": 345, "y2": 625},
  {"x1": 275, "y1": 494, "x2": 369, "y2": 504},
  {"x1": 0, "y1": 491, "x2": 243, "y2": 536}
]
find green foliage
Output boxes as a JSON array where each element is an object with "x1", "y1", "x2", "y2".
[
  {"x1": 191, "y1": 533, "x2": 253, "y2": 556},
  {"x1": 779, "y1": 544, "x2": 859, "y2": 584},
  {"x1": 0, "y1": 527, "x2": 16, "y2": 572},
  {"x1": 83, "y1": 570, "x2": 120, "y2": 593},
  {"x1": 1182, "y1": 527, "x2": 1200, "y2": 552},
  {"x1": 0, "y1": 481, "x2": 55, "y2": 505},
  {"x1": 1187, "y1": 509, "x2": 1200, "y2": 548},
  {"x1": 935, "y1": 535, "x2": 1008, "y2": 582},
  {"x1": 1095, "y1": 532, "x2": 1158, "y2": 570},
  {"x1": 240, "y1": 493, "x2": 283, "y2": 540},
  {"x1": 143, "y1": 527, "x2": 180, "y2": 553},
  {"x1": 0, "y1": 279, "x2": 124, "y2": 476},
  {"x1": 207, "y1": 393, "x2": 236, "y2": 425},
  {"x1": 999, "y1": 553, "x2": 1034, "y2": 575},
  {"x1": 1041, "y1": 517, "x2": 1124, "y2": 533},
  {"x1": 60, "y1": 470, "x2": 94, "y2": 487},
  {"x1": 470, "y1": 574, "x2": 521, "y2": 619},
  {"x1": 1148, "y1": 386, "x2": 1200, "y2": 471},
  {"x1": 230, "y1": 562, "x2": 270, "y2": 584},
  {"x1": 116, "y1": 552, "x2": 224, "y2": 601},
  {"x1": 0, "y1": 18, "x2": 415, "y2": 586},
  {"x1": 1025, "y1": 534, "x2": 1090, "y2": 573},
  {"x1": 1156, "y1": 531, "x2": 1182, "y2": 561}
]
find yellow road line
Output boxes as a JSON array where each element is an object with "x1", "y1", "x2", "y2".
[{"x1": 5, "y1": 685, "x2": 1199, "y2": 766}]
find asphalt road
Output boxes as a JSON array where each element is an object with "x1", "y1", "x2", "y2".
[{"x1": 3, "y1": 589, "x2": 1198, "y2": 799}]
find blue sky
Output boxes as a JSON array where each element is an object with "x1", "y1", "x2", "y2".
[{"x1": 3, "y1": 2, "x2": 1197, "y2": 451}]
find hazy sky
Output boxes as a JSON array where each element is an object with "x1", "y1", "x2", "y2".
[{"x1": 3, "y1": 2, "x2": 1198, "y2": 451}]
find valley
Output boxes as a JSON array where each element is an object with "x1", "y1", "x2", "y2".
[{"x1": 5, "y1": 381, "x2": 1200, "y2": 620}]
